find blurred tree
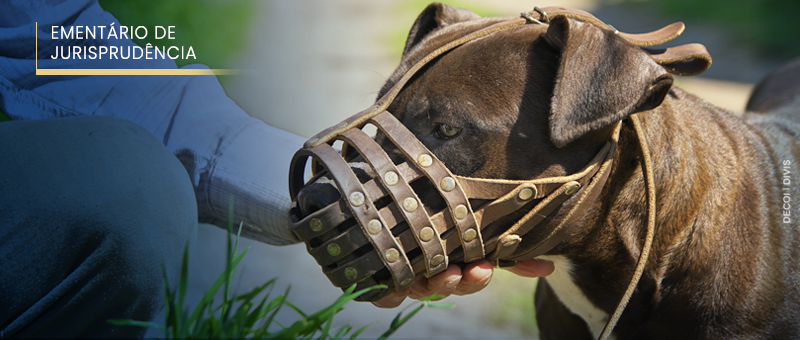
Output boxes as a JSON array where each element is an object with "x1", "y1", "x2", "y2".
[
  {"x1": 99, "y1": 0, "x2": 254, "y2": 69},
  {"x1": 636, "y1": 0, "x2": 800, "y2": 58}
]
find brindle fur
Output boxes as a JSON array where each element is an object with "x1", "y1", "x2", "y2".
[{"x1": 301, "y1": 3, "x2": 800, "y2": 339}]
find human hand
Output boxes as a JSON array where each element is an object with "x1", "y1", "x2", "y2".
[{"x1": 372, "y1": 258, "x2": 554, "y2": 308}]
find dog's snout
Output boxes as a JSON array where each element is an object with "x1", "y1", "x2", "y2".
[{"x1": 297, "y1": 181, "x2": 341, "y2": 217}]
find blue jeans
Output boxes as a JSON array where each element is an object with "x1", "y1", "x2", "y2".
[{"x1": 0, "y1": 116, "x2": 198, "y2": 338}]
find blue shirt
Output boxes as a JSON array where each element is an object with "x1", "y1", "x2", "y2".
[{"x1": 0, "y1": 0, "x2": 302, "y2": 245}]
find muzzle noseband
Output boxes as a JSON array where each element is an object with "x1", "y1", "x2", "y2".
[{"x1": 288, "y1": 8, "x2": 708, "y2": 336}]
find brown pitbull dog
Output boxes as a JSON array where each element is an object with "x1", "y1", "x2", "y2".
[{"x1": 297, "y1": 3, "x2": 800, "y2": 339}]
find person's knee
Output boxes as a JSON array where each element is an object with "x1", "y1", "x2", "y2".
[
  {"x1": 1, "y1": 115, "x2": 198, "y2": 248},
  {"x1": 0, "y1": 116, "x2": 198, "y2": 336},
  {"x1": 71, "y1": 116, "x2": 199, "y2": 289}
]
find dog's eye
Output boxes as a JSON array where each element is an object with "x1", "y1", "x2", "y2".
[{"x1": 436, "y1": 124, "x2": 462, "y2": 138}]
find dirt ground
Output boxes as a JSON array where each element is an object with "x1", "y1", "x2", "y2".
[{"x1": 147, "y1": 1, "x2": 796, "y2": 339}]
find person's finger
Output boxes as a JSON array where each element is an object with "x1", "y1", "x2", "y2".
[
  {"x1": 453, "y1": 260, "x2": 494, "y2": 296},
  {"x1": 372, "y1": 288, "x2": 409, "y2": 308},
  {"x1": 375, "y1": 258, "x2": 555, "y2": 308},
  {"x1": 408, "y1": 264, "x2": 462, "y2": 299},
  {"x1": 505, "y1": 258, "x2": 555, "y2": 278}
]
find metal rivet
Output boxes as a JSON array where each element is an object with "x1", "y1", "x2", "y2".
[
  {"x1": 402, "y1": 197, "x2": 418, "y2": 212},
  {"x1": 400, "y1": 277, "x2": 414, "y2": 286},
  {"x1": 440, "y1": 177, "x2": 456, "y2": 192},
  {"x1": 344, "y1": 267, "x2": 358, "y2": 281},
  {"x1": 430, "y1": 254, "x2": 445, "y2": 266},
  {"x1": 454, "y1": 204, "x2": 468, "y2": 219},
  {"x1": 309, "y1": 218, "x2": 323, "y2": 232},
  {"x1": 327, "y1": 243, "x2": 341, "y2": 257},
  {"x1": 417, "y1": 154, "x2": 433, "y2": 167},
  {"x1": 349, "y1": 191, "x2": 365, "y2": 206},
  {"x1": 463, "y1": 228, "x2": 477, "y2": 242},
  {"x1": 518, "y1": 187, "x2": 534, "y2": 201},
  {"x1": 419, "y1": 226, "x2": 434, "y2": 242},
  {"x1": 384, "y1": 171, "x2": 399, "y2": 186},
  {"x1": 565, "y1": 184, "x2": 580, "y2": 196},
  {"x1": 385, "y1": 248, "x2": 400, "y2": 262},
  {"x1": 367, "y1": 219, "x2": 382, "y2": 235}
]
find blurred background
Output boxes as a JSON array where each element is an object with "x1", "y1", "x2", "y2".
[{"x1": 100, "y1": 0, "x2": 799, "y2": 338}]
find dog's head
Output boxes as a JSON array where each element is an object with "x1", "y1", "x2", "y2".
[
  {"x1": 383, "y1": 4, "x2": 678, "y2": 177},
  {"x1": 288, "y1": 3, "x2": 708, "y2": 300}
]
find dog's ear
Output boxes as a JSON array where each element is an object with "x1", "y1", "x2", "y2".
[
  {"x1": 546, "y1": 16, "x2": 674, "y2": 148},
  {"x1": 403, "y1": 2, "x2": 481, "y2": 55}
]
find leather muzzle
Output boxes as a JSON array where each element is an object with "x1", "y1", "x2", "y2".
[{"x1": 289, "y1": 105, "x2": 618, "y2": 300}]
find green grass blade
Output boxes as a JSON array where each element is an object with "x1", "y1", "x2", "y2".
[
  {"x1": 417, "y1": 295, "x2": 456, "y2": 308},
  {"x1": 425, "y1": 302, "x2": 456, "y2": 309},
  {"x1": 249, "y1": 295, "x2": 284, "y2": 339},
  {"x1": 207, "y1": 313, "x2": 220, "y2": 336},
  {"x1": 261, "y1": 293, "x2": 285, "y2": 328},
  {"x1": 418, "y1": 294, "x2": 445, "y2": 301},
  {"x1": 348, "y1": 322, "x2": 377, "y2": 340},
  {"x1": 239, "y1": 280, "x2": 279, "y2": 333},
  {"x1": 376, "y1": 303, "x2": 425, "y2": 340},
  {"x1": 234, "y1": 278, "x2": 275, "y2": 303},
  {"x1": 283, "y1": 299, "x2": 307, "y2": 319},
  {"x1": 252, "y1": 284, "x2": 279, "y2": 329},
  {"x1": 311, "y1": 284, "x2": 385, "y2": 320},
  {"x1": 231, "y1": 300, "x2": 253, "y2": 338},
  {"x1": 276, "y1": 284, "x2": 384, "y2": 339},
  {"x1": 222, "y1": 197, "x2": 235, "y2": 323},
  {"x1": 176, "y1": 243, "x2": 190, "y2": 338},
  {"x1": 233, "y1": 221, "x2": 243, "y2": 259},
  {"x1": 332, "y1": 324, "x2": 351, "y2": 340},
  {"x1": 187, "y1": 247, "x2": 249, "y2": 324},
  {"x1": 161, "y1": 265, "x2": 180, "y2": 338},
  {"x1": 317, "y1": 313, "x2": 333, "y2": 340},
  {"x1": 243, "y1": 296, "x2": 269, "y2": 332},
  {"x1": 256, "y1": 286, "x2": 290, "y2": 338},
  {"x1": 109, "y1": 195, "x2": 427, "y2": 339}
]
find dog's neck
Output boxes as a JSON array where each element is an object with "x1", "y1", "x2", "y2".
[{"x1": 549, "y1": 86, "x2": 777, "y2": 334}]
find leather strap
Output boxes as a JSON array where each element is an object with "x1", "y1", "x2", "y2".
[
  {"x1": 291, "y1": 197, "x2": 350, "y2": 241},
  {"x1": 457, "y1": 140, "x2": 612, "y2": 201},
  {"x1": 339, "y1": 127, "x2": 448, "y2": 277},
  {"x1": 462, "y1": 139, "x2": 614, "y2": 229},
  {"x1": 597, "y1": 114, "x2": 657, "y2": 340},
  {"x1": 536, "y1": 6, "x2": 685, "y2": 46},
  {"x1": 371, "y1": 112, "x2": 486, "y2": 263},
  {"x1": 292, "y1": 145, "x2": 416, "y2": 290},
  {"x1": 644, "y1": 44, "x2": 713, "y2": 76},
  {"x1": 529, "y1": 7, "x2": 712, "y2": 75},
  {"x1": 488, "y1": 122, "x2": 621, "y2": 262},
  {"x1": 485, "y1": 181, "x2": 579, "y2": 261}
]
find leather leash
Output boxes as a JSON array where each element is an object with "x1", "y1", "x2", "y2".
[{"x1": 596, "y1": 114, "x2": 657, "y2": 340}]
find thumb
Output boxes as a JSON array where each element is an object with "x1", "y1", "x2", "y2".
[{"x1": 504, "y1": 259, "x2": 555, "y2": 278}]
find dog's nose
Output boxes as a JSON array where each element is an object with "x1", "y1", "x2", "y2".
[{"x1": 297, "y1": 181, "x2": 341, "y2": 217}]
